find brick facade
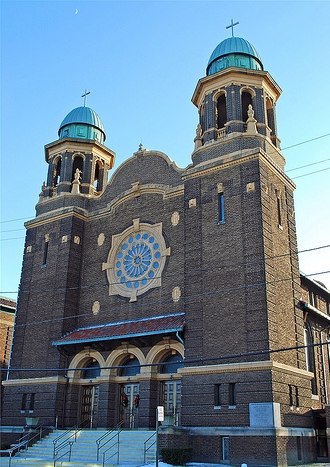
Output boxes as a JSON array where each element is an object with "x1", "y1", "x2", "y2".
[{"x1": 1, "y1": 36, "x2": 330, "y2": 466}]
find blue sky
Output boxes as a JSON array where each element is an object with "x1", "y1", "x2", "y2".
[{"x1": 1, "y1": 0, "x2": 330, "y2": 299}]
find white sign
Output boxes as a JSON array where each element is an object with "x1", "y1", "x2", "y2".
[{"x1": 157, "y1": 406, "x2": 164, "y2": 422}]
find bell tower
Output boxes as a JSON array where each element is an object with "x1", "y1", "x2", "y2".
[
  {"x1": 41, "y1": 105, "x2": 115, "y2": 201},
  {"x1": 192, "y1": 34, "x2": 281, "y2": 166}
]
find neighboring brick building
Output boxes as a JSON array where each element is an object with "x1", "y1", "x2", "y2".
[
  {"x1": 0, "y1": 296, "x2": 16, "y2": 410},
  {"x1": 1, "y1": 34, "x2": 329, "y2": 466},
  {"x1": 0, "y1": 297, "x2": 16, "y2": 369}
]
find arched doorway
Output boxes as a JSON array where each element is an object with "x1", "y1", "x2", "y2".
[
  {"x1": 119, "y1": 356, "x2": 141, "y2": 428},
  {"x1": 160, "y1": 352, "x2": 183, "y2": 426},
  {"x1": 80, "y1": 360, "x2": 101, "y2": 428}
]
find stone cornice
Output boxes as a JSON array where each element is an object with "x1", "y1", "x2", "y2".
[
  {"x1": 192, "y1": 68, "x2": 282, "y2": 109},
  {"x1": 28, "y1": 183, "x2": 184, "y2": 229},
  {"x1": 44, "y1": 138, "x2": 115, "y2": 167},
  {"x1": 2, "y1": 376, "x2": 68, "y2": 386},
  {"x1": 178, "y1": 360, "x2": 313, "y2": 380},
  {"x1": 184, "y1": 147, "x2": 295, "y2": 191}
]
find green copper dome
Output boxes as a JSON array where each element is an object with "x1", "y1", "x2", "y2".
[
  {"x1": 58, "y1": 106, "x2": 106, "y2": 143},
  {"x1": 207, "y1": 37, "x2": 263, "y2": 75}
]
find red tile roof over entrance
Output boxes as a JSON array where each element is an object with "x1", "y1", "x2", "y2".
[{"x1": 53, "y1": 312, "x2": 185, "y2": 346}]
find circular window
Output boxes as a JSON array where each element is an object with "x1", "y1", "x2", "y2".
[
  {"x1": 115, "y1": 231, "x2": 162, "y2": 289},
  {"x1": 103, "y1": 220, "x2": 170, "y2": 302}
]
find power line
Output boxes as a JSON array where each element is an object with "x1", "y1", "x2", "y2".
[
  {"x1": 292, "y1": 167, "x2": 330, "y2": 180},
  {"x1": 0, "y1": 243, "x2": 329, "y2": 296},
  {"x1": 282, "y1": 133, "x2": 330, "y2": 150},
  {"x1": 286, "y1": 158, "x2": 330, "y2": 172},
  {"x1": 2, "y1": 340, "x2": 329, "y2": 374},
  {"x1": 3, "y1": 269, "x2": 329, "y2": 331}
]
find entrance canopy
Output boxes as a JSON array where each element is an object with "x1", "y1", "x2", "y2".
[{"x1": 53, "y1": 312, "x2": 185, "y2": 347}]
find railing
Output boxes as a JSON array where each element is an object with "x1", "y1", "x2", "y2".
[
  {"x1": 144, "y1": 431, "x2": 156, "y2": 463},
  {"x1": 96, "y1": 421, "x2": 123, "y2": 463},
  {"x1": 53, "y1": 424, "x2": 83, "y2": 467},
  {"x1": 0, "y1": 425, "x2": 50, "y2": 467},
  {"x1": 53, "y1": 440, "x2": 74, "y2": 467},
  {"x1": 217, "y1": 127, "x2": 227, "y2": 139}
]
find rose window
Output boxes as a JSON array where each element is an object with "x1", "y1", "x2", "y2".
[{"x1": 103, "y1": 219, "x2": 170, "y2": 302}]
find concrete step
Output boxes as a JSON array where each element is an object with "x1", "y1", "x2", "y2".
[{"x1": 7, "y1": 429, "x2": 156, "y2": 465}]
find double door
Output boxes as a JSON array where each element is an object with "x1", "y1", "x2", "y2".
[
  {"x1": 162, "y1": 381, "x2": 181, "y2": 426},
  {"x1": 120, "y1": 383, "x2": 140, "y2": 428},
  {"x1": 80, "y1": 385, "x2": 99, "y2": 428}
]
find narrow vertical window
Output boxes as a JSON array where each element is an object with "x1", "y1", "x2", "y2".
[
  {"x1": 304, "y1": 326, "x2": 318, "y2": 395},
  {"x1": 295, "y1": 386, "x2": 299, "y2": 407},
  {"x1": 218, "y1": 192, "x2": 225, "y2": 224},
  {"x1": 289, "y1": 384, "x2": 294, "y2": 406},
  {"x1": 297, "y1": 437, "x2": 302, "y2": 461},
  {"x1": 29, "y1": 393, "x2": 35, "y2": 411},
  {"x1": 21, "y1": 393, "x2": 27, "y2": 411},
  {"x1": 214, "y1": 384, "x2": 222, "y2": 406},
  {"x1": 53, "y1": 157, "x2": 61, "y2": 187},
  {"x1": 275, "y1": 189, "x2": 282, "y2": 227},
  {"x1": 221, "y1": 437, "x2": 230, "y2": 461},
  {"x1": 217, "y1": 94, "x2": 227, "y2": 129},
  {"x1": 241, "y1": 91, "x2": 253, "y2": 122},
  {"x1": 71, "y1": 156, "x2": 84, "y2": 183},
  {"x1": 228, "y1": 383, "x2": 236, "y2": 406},
  {"x1": 93, "y1": 160, "x2": 103, "y2": 192},
  {"x1": 42, "y1": 235, "x2": 49, "y2": 266}
]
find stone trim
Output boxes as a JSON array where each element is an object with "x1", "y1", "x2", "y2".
[
  {"x1": 184, "y1": 148, "x2": 294, "y2": 191},
  {"x1": 2, "y1": 376, "x2": 67, "y2": 386},
  {"x1": 179, "y1": 360, "x2": 313, "y2": 380},
  {"x1": 161, "y1": 425, "x2": 315, "y2": 438}
]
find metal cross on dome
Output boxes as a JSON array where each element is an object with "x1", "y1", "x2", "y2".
[
  {"x1": 81, "y1": 89, "x2": 90, "y2": 106},
  {"x1": 226, "y1": 19, "x2": 239, "y2": 37}
]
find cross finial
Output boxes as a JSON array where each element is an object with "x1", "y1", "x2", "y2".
[
  {"x1": 226, "y1": 19, "x2": 239, "y2": 37},
  {"x1": 81, "y1": 89, "x2": 90, "y2": 106}
]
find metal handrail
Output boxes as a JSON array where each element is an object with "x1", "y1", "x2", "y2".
[
  {"x1": 53, "y1": 440, "x2": 74, "y2": 467},
  {"x1": 102, "y1": 435, "x2": 120, "y2": 467},
  {"x1": 53, "y1": 423, "x2": 84, "y2": 465},
  {"x1": 0, "y1": 425, "x2": 49, "y2": 467},
  {"x1": 0, "y1": 440, "x2": 29, "y2": 467},
  {"x1": 96, "y1": 421, "x2": 123, "y2": 462},
  {"x1": 144, "y1": 431, "x2": 156, "y2": 463}
]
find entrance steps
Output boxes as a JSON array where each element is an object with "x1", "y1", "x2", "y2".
[{"x1": 1, "y1": 429, "x2": 156, "y2": 466}]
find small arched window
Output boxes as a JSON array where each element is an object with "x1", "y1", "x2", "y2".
[
  {"x1": 160, "y1": 353, "x2": 184, "y2": 374},
  {"x1": 241, "y1": 91, "x2": 253, "y2": 122},
  {"x1": 266, "y1": 97, "x2": 276, "y2": 136},
  {"x1": 82, "y1": 360, "x2": 101, "y2": 379},
  {"x1": 119, "y1": 357, "x2": 140, "y2": 377},
  {"x1": 217, "y1": 94, "x2": 227, "y2": 129},
  {"x1": 53, "y1": 157, "x2": 61, "y2": 187},
  {"x1": 93, "y1": 160, "x2": 103, "y2": 191},
  {"x1": 72, "y1": 156, "x2": 84, "y2": 183}
]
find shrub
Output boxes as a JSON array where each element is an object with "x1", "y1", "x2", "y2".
[{"x1": 161, "y1": 447, "x2": 192, "y2": 465}]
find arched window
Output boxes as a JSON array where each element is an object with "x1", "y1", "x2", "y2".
[
  {"x1": 119, "y1": 357, "x2": 140, "y2": 377},
  {"x1": 72, "y1": 156, "x2": 84, "y2": 183},
  {"x1": 93, "y1": 160, "x2": 103, "y2": 191},
  {"x1": 81, "y1": 360, "x2": 101, "y2": 379},
  {"x1": 53, "y1": 157, "x2": 61, "y2": 187},
  {"x1": 266, "y1": 97, "x2": 276, "y2": 135},
  {"x1": 241, "y1": 91, "x2": 253, "y2": 122},
  {"x1": 217, "y1": 94, "x2": 227, "y2": 129},
  {"x1": 160, "y1": 353, "x2": 183, "y2": 374}
]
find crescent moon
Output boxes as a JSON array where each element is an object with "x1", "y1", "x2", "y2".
[{"x1": 75, "y1": 9, "x2": 79, "y2": 15}]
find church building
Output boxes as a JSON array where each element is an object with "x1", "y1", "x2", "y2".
[{"x1": 1, "y1": 31, "x2": 330, "y2": 466}]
